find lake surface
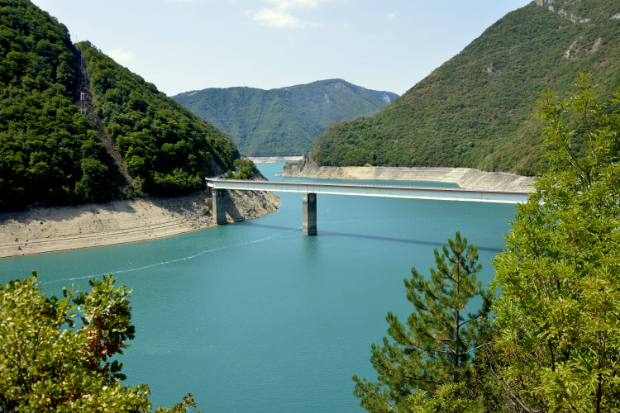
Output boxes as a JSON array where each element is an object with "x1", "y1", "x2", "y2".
[{"x1": 0, "y1": 162, "x2": 518, "y2": 412}]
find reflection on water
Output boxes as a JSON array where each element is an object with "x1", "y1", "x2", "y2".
[{"x1": 0, "y1": 162, "x2": 516, "y2": 413}]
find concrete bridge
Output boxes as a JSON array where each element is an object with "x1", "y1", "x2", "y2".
[{"x1": 206, "y1": 179, "x2": 530, "y2": 236}]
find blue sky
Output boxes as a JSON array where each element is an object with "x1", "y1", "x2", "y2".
[{"x1": 32, "y1": 0, "x2": 531, "y2": 96}]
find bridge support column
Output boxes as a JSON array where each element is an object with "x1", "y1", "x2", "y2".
[
  {"x1": 303, "y1": 193, "x2": 317, "y2": 236},
  {"x1": 214, "y1": 189, "x2": 227, "y2": 225}
]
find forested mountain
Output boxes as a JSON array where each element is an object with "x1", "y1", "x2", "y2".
[
  {"x1": 0, "y1": 0, "x2": 239, "y2": 209},
  {"x1": 172, "y1": 80, "x2": 398, "y2": 157},
  {"x1": 310, "y1": 0, "x2": 620, "y2": 176},
  {"x1": 78, "y1": 42, "x2": 238, "y2": 195}
]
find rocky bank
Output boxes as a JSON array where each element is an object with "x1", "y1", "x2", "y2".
[
  {"x1": 0, "y1": 176, "x2": 280, "y2": 259},
  {"x1": 276, "y1": 164, "x2": 536, "y2": 192}
]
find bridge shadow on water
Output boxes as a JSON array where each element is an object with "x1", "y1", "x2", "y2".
[{"x1": 236, "y1": 221, "x2": 504, "y2": 253}]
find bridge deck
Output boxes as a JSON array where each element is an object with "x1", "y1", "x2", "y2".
[{"x1": 206, "y1": 179, "x2": 530, "y2": 204}]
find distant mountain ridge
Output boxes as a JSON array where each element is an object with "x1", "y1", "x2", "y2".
[
  {"x1": 172, "y1": 79, "x2": 398, "y2": 157},
  {"x1": 309, "y1": 0, "x2": 620, "y2": 176}
]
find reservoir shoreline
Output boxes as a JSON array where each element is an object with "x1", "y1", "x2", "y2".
[
  {"x1": 247, "y1": 156, "x2": 303, "y2": 163},
  {"x1": 276, "y1": 164, "x2": 536, "y2": 193},
  {"x1": 0, "y1": 179, "x2": 280, "y2": 259},
  {"x1": 0, "y1": 160, "x2": 518, "y2": 413},
  {"x1": 1, "y1": 164, "x2": 532, "y2": 260}
]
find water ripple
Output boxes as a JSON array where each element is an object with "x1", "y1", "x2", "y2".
[{"x1": 41, "y1": 227, "x2": 298, "y2": 285}]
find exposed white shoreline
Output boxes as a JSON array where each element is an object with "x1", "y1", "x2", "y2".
[
  {"x1": 0, "y1": 184, "x2": 280, "y2": 259},
  {"x1": 276, "y1": 164, "x2": 536, "y2": 193}
]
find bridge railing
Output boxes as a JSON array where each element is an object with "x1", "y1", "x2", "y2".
[
  {"x1": 206, "y1": 178, "x2": 531, "y2": 235},
  {"x1": 206, "y1": 179, "x2": 530, "y2": 203}
]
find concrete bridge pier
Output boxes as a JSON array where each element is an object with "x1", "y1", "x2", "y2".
[
  {"x1": 303, "y1": 193, "x2": 317, "y2": 236},
  {"x1": 214, "y1": 189, "x2": 227, "y2": 225}
]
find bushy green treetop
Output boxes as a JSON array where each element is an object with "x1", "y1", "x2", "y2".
[
  {"x1": 0, "y1": 272, "x2": 201, "y2": 413},
  {"x1": 222, "y1": 158, "x2": 259, "y2": 180},
  {"x1": 491, "y1": 73, "x2": 620, "y2": 412}
]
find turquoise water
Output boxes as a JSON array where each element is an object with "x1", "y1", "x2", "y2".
[{"x1": 0, "y1": 162, "x2": 517, "y2": 412}]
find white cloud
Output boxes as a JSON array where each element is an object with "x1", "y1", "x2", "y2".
[
  {"x1": 387, "y1": 12, "x2": 396, "y2": 20},
  {"x1": 263, "y1": 0, "x2": 324, "y2": 8},
  {"x1": 108, "y1": 49, "x2": 135, "y2": 63},
  {"x1": 250, "y1": 8, "x2": 320, "y2": 28},
  {"x1": 248, "y1": 0, "x2": 329, "y2": 29},
  {"x1": 250, "y1": 9, "x2": 303, "y2": 28}
]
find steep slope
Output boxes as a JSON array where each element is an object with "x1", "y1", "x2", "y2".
[
  {"x1": 310, "y1": 0, "x2": 620, "y2": 176},
  {"x1": 172, "y1": 79, "x2": 399, "y2": 157},
  {"x1": 77, "y1": 41, "x2": 239, "y2": 196},
  {"x1": 0, "y1": 0, "x2": 240, "y2": 209},
  {"x1": 0, "y1": 0, "x2": 121, "y2": 208}
]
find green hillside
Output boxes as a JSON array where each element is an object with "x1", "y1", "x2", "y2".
[
  {"x1": 172, "y1": 80, "x2": 398, "y2": 157},
  {"x1": 310, "y1": 0, "x2": 620, "y2": 176},
  {"x1": 78, "y1": 42, "x2": 238, "y2": 196},
  {"x1": 0, "y1": 0, "x2": 239, "y2": 209}
]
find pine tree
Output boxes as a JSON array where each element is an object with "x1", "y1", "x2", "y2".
[{"x1": 353, "y1": 232, "x2": 493, "y2": 412}]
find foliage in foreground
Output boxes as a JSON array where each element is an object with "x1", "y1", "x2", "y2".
[
  {"x1": 0, "y1": 273, "x2": 201, "y2": 413},
  {"x1": 355, "y1": 74, "x2": 620, "y2": 412},
  {"x1": 491, "y1": 74, "x2": 620, "y2": 412},
  {"x1": 353, "y1": 232, "x2": 493, "y2": 413}
]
